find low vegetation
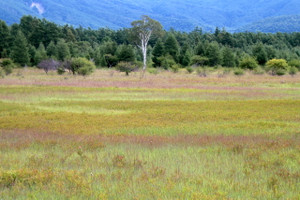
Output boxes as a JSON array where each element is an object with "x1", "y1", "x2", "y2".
[{"x1": 0, "y1": 69, "x2": 299, "y2": 199}]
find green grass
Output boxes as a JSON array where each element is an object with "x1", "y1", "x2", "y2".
[{"x1": 0, "y1": 70, "x2": 299, "y2": 199}]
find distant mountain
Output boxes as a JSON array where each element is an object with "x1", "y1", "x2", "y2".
[
  {"x1": 236, "y1": 15, "x2": 300, "y2": 33},
  {"x1": 1, "y1": 0, "x2": 300, "y2": 32}
]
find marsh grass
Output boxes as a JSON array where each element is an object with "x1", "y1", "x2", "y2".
[{"x1": 0, "y1": 69, "x2": 299, "y2": 199}]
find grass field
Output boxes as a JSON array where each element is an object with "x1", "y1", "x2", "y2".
[{"x1": 0, "y1": 69, "x2": 299, "y2": 199}]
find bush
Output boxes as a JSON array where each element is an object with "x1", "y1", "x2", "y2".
[
  {"x1": 186, "y1": 66, "x2": 194, "y2": 74},
  {"x1": 234, "y1": 68, "x2": 245, "y2": 76},
  {"x1": 159, "y1": 55, "x2": 176, "y2": 70},
  {"x1": 0, "y1": 68, "x2": 5, "y2": 78},
  {"x1": 170, "y1": 64, "x2": 180, "y2": 73},
  {"x1": 191, "y1": 55, "x2": 209, "y2": 66},
  {"x1": 116, "y1": 61, "x2": 140, "y2": 76},
  {"x1": 266, "y1": 59, "x2": 289, "y2": 76},
  {"x1": 288, "y1": 59, "x2": 300, "y2": 70},
  {"x1": 1, "y1": 58, "x2": 13, "y2": 66},
  {"x1": 38, "y1": 59, "x2": 61, "y2": 74},
  {"x1": 147, "y1": 68, "x2": 159, "y2": 75},
  {"x1": 196, "y1": 67, "x2": 208, "y2": 77},
  {"x1": 0, "y1": 58, "x2": 16, "y2": 75},
  {"x1": 253, "y1": 66, "x2": 265, "y2": 75},
  {"x1": 289, "y1": 66, "x2": 298, "y2": 76},
  {"x1": 239, "y1": 57, "x2": 258, "y2": 70},
  {"x1": 70, "y1": 57, "x2": 96, "y2": 76},
  {"x1": 57, "y1": 66, "x2": 66, "y2": 75}
]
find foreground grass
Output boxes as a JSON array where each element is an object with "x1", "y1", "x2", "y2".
[{"x1": 0, "y1": 69, "x2": 299, "y2": 199}]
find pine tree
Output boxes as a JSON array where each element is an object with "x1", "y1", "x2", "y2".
[
  {"x1": 179, "y1": 43, "x2": 191, "y2": 66},
  {"x1": 152, "y1": 39, "x2": 164, "y2": 67},
  {"x1": 28, "y1": 45, "x2": 36, "y2": 65},
  {"x1": 0, "y1": 20, "x2": 10, "y2": 58},
  {"x1": 164, "y1": 34, "x2": 179, "y2": 62},
  {"x1": 253, "y1": 43, "x2": 267, "y2": 65},
  {"x1": 56, "y1": 39, "x2": 70, "y2": 61},
  {"x1": 222, "y1": 47, "x2": 236, "y2": 67},
  {"x1": 46, "y1": 41, "x2": 58, "y2": 59},
  {"x1": 34, "y1": 42, "x2": 47, "y2": 65},
  {"x1": 205, "y1": 42, "x2": 222, "y2": 66},
  {"x1": 10, "y1": 31, "x2": 30, "y2": 66},
  {"x1": 116, "y1": 45, "x2": 135, "y2": 62},
  {"x1": 181, "y1": 50, "x2": 192, "y2": 67}
]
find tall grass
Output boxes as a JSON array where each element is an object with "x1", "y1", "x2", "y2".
[{"x1": 0, "y1": 69, "x2": 299, "y2": 199}]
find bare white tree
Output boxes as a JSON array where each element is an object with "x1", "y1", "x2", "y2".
[{"x1": 130, "y1": 16, "x2": 163, "y2": 75}]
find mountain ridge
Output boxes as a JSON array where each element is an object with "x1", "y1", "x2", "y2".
[{"x1": 1, "y1": 0, "x2": 300, "y2": 32}]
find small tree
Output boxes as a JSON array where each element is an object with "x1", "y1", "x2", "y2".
[
  {"x1": 38, "y1": 59, "x2": 61, "y2": 74},
  {"x1": 191, "y1": 55, "x2": 209, "y2": 66},
  {"x1": 288, "y1": 59, "x2": 300, "y2": 70},
  {"x1": 152, "y1": 39, "x2": 164, "y2": 67},
  {"x1": 70, "y1": 57, "x2": 96, "y2": 76},
  {"x1": 10, "y1": 31, "x2": 30, "y2": 66},
  {"x1": 130, "y1": 16, "x2": 163, "y2": 74},
  {"x1": 0, "y1": 58, "x2": 15, "y2": 75},
  {"x1": 116, "y1": 61, "x2": 141, "y2": 76},
  {"x1": 34, "y1": 42, "x2": 47, "y2": 65},
  {"x1": 266, "y1": 59, "x2": 289, "y2": 76},
  {"x1": 104, "y1": 54, "x2": 118, "y2": 68},
  {"x1": 239, "y1": 56, "x2": 258, "y2": 70}
]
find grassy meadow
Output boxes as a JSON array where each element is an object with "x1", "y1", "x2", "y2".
[{"x1": 0, "y1": 69, "x2": 299, "y2": 199}]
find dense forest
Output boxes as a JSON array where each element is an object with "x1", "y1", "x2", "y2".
[{"x1": 1, "y1": 15, "x2": 300, "y2": 76}]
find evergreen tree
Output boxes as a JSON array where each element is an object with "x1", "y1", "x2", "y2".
[
  {"x1": 181, "y1": 50, "x2": 192, "y2": 67},
  {"x1": 28, "y1": 45, "x2": 36, "y2": 65},
  {"x1": 164, "y1": 34, "x2": 179, "y2": 62},
  {"x1": 56, "y1": 39, "x2": 70, "y2": 61},
  {"x1": 195, "y1": 42, "x2": 206, "y2": 56},
  {"x1": 10, "y1": 31, "x2": 30, "y2": 66},
  {"x1": 152, "y1": 39, "x2": 164, "y2": 67},
  {"x1": 0, "y1": 20, "x2": 10, "y2": 58},
  {"x1": 205, "y1": 42, "x2": 222, "y2": 66},
  {"x1": 34, "y1": 42, "x2": 47, "y2": 65},
  {"x1": 222, "y1": 47, "x2": 236, "y2": 67},
  {"x1": 116, "y1": 45, "x2": 135, "y2": 62},
  {"x1": 46, "y1": 41, "x2": 58, "y2": 59},
  {"x1": 253, "y1": 43, "x2": 267, "y2": 65}
]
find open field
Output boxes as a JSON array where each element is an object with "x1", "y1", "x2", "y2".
[{"x1": 0, "y1": 69, "x2": 299, "y2": 199}]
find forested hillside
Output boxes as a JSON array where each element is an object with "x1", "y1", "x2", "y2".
[
  {"x1": 1, "y1": 15, "x2": 300, "y2": 76},
  {"x1": 1, "y1": 0, "x2": 300, "y2": 32},
  {"x1": 238, "y1": 15, "x2": 300, "y2": 33}
]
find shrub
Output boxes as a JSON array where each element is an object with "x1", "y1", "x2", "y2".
[
  {"x1": 38, "y1": 59, "x2": 61, "y2": 74},
  {"x1": 57, "y1": 66, "x2": 66, "y2": 75},
  {"x1": 289, "y1": 66, "x2": 298, "y2": 76},
  {"x1": 1, "y1": 58, "x2": 13, "y2": 66},
  {"x1": 234, "y1": 68, "x2": 245, "y2": 76},
  {"x1": 239, "y1": 56, "x2": 258, "y2": 70},
  {"x1": 0, "y1": 68, "x2": 5, "y2": 78},
  {"x1": 186, "y1": 66, "x2": 194, "y2": 74},
  {"x1": 191, "y1": 55, "x2": 209, "y2": 66},
  {"x1": 70, "y1": 57, "x2": 96, "y2": 76},
  {"x1": 252, "y1": 66, "x2": 265, "y2": 75},
  {"x1": 147, "y1": 68, "x2": 159, "y2": 75},
  {"x1": 266, "y1": 59, "x2": 289, "y2": 76},
  {"x1": 159, "y1": 55, "x2": 176, "y2": 70},
  {"x1": 170, "y1": 64, "x2": 180, "y2": 73},
  {"x1": 196, "y1": 67, "x2": 208, "y2": 77},
  {"x1": 288, "y1": 59, "x2": 300, "y2": 70},
  {"x1": 116, "y1": 61, "x2": 140, "y2": 76},
  {"x1": 0, "y1": 58, "x2": 16, "y2": 75}
]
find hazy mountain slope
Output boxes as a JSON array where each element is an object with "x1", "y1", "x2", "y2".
[
  {"x1": 237, "y1": 15, "x2": 300, "y2": 33},
  {"x1": 1, "y1": 0, "x2": 300, "y2": 32}
]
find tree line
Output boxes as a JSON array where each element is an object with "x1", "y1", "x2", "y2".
[{"x1": 1, "y1": 15, "x2": 300, "y2": 76}]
